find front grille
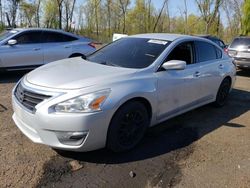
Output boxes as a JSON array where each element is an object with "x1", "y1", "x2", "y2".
[{"x1": 14, "y1": 83, "x2": 51, "y2": 113}]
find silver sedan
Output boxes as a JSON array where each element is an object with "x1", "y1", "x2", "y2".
[
  {"x1": 0, "y1": 28, "x2": 96, "y2": 71},
  {"x1": 12, "y1": 34, "x2": 236, "y2": 152}
]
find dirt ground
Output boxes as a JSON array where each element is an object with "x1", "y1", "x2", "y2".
[{"x1": 0, "y1": 70, "x2": 250, "y2": 188}]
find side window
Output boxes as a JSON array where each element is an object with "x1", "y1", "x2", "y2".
[
  {"x1": 218, "y1": 40, "x2": 225, "y2": 48},
  {"x1": 64, "y1": 34, "x2": 77, "y2": 42},
  {"x1": 215, "y1": 47, "x2": 222, "y2": 59},
  {"x1": 196, "y1": 41, "x2": 217, "y2": 62},
  {"x1": 165, "y1": 42, "x2": 194, "y2": 65},
  {"x1": 13, "y1": 31, "x2": 42, "y2": 44},
  {"x1": 43, "y1": 31, "x2": 77, "y2": 43}
]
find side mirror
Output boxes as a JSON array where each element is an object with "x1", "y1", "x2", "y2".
[
  {"x1": 7, "y1": 39, "x2": 17, "y2": 46},
  {"x1": 162, "y1": 60, "x2": 186, "y2": 70}
]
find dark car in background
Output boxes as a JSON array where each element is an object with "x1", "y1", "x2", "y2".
[
  {"x1": 198, "y1": 35, "x2": 227, "y2": 51},
  {"x1": 227, "y1": 37, "x2": 250, "y2": 70}
]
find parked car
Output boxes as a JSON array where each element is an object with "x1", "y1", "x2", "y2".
[
  {"x1": 0, "y1": 28, "x2": 96, "y2": 71},
  {"x1": 198, "y1": 35, "x2": 227, "y2": 51},
  {"x1": 113, "y1": 33, "x2": 128, "y2": 41},
  {"x1": 12, "y1": 34, "x2": 236, "y2": 152},
  {"x1": 227, "y1": 36, "x2": 250, "y2": 70}
]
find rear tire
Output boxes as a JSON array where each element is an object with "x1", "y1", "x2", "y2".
[
  {"x1": 107, "y1": 101, "x2": 150, "y2": 152},
  {"x1": 214, "y1": 78, "x2": 231, "y2": 107}
]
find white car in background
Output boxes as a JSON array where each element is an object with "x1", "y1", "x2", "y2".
[
  {"x1": 0, "y1": 28, "x2": 96, "y2": 71},
  {"x1": 112, "y1": 33, "x2": 128, "y2": 41}
]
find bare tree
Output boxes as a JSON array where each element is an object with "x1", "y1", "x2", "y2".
[
  {"x1": 7, "y1": 0, "x2": 21, "y2": 27},
  {"x1": 20, "y1": 1, "x2": 37, "y2": 27},
  {"x1": 232, "y1": 0, "x2": 243, "y2": 31},
  {"x1": 153, "y1": 0, "x2": 168, "y2": 32},
  {"x1": 183, "y1": 0, "x2": 188, "y2": 34},
  {"x1": 0, "y1": 0, "x2": 3, "y2": 26},
  {"x1": 118, "y1": 0, "x2": 130, "y2": 33},
  {"x1": 147, "y1": 0, "x2": 152, "y2": 32},
  {"x1": 105, "y1": 0, "x2": 112, "y2": 38},
  {"x1": 195, "y1": 0, "x2": 222, "y2": 33},
  {"x1": 35, "y1": 0, "x2": 41, "y2": 27},
  {"x1": 5, "y1": 12, "x2": 11, "y2": 27},
  {"x1": 64, "y1": 0, "x2": 76, "y2": 31},
  {"x1": 56, "y1": 0, "x2": 64, "y2": 29},
  {"x1": 93, "y1": 0, "x2": 101, "y2": 37},
  {"x1": 223, "y1": 0, "x2": 243, "y2": 36}
]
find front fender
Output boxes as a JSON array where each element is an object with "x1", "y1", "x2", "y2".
[{"x1": 103, "y1": 76, "x2": 158, "y2": 126}]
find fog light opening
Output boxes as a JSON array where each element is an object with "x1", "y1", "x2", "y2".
[{"x1": 55, "y1": 131, "x2": 88, "y2": 146}]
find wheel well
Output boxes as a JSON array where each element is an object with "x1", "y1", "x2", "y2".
[
  {"x1": 69, "y1": 53, "x2": 83, "y2": 58},
  {"x1": 224, "y1": 76, "x2": 232, "y2": 86},
  {"x1": 118, "y1": 97, "x2": 152, "y2": 121}
]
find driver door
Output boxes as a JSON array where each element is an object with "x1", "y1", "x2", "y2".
[
  {"x1": 156, "y1": 41, "x2": 202, "y2": 121},
  {"x1": 0, "y1": 31, "x2": 43, "y2": 69}
]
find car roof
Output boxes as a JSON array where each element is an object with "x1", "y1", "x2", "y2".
[
  {"x1": 195, "y1": 34, "x2": 221, "y2": 40},
  {"x1": 11, "y1": 28, "x2": 65, "y2": 32},
  {"x1": 9, "y1": 28, "x2": 81, "y2": 38},
  {"x1": 234, "y1": 36, "x2": 250, "y2": 39},
  {"x1": 129, "y1": 33, "x2": 197, "y2": 42}
]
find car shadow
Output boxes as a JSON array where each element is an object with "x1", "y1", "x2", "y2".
[
  {"x1": 0, "y1": 70, "x2": 29, "y2": 84},
  {"x1": 57, "y1": 88, "x2": 250, "y2": 164},
  {"x1": 237, "y1": 69, "x2": 250, "y2": 77}
]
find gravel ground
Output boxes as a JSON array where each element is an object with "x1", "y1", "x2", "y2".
[{"x1": 0, "y1": 70, "x2": 249, "y2": 188}]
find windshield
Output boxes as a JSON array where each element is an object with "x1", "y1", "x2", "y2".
[
  {"x1": 87, "y1": 37, "x2": 170, "y2": 69},
  {"x1": 0, "y1": 30, "x2": 19, "y2": 41},
  {"x1": 230, "y1": 38, "x2": 250, "y2": 48}
]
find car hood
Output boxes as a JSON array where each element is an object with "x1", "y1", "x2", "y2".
[{"x1": 26, "y1": 57, "x2": 138, "y2": 90}]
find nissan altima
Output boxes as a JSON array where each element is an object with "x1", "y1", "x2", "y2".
[{"x1": 12, "y1": 34, "x2": 236, "y2": 152}]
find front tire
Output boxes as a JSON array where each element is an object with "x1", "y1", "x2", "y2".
[
  {"x1": 107, "y1": 101, "x2": 150, "y2": 152},
  {"x1": 214, "y1": 78, "x2": 231, "y2": 107}
]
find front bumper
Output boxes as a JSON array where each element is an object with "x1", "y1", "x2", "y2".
[{"x1": 12, "y1": 93, "x2": 113, "y2": 152}]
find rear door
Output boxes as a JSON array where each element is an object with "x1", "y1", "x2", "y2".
[
  {"x1": 194, "y1": 41, "x2": 224, "y2": 99},
  {"x1": 42, "y1": 31, "x2": 76, "y2": 64},
  {"x1": 0, "y1": 31, "x2": 43, "y2": 69}
]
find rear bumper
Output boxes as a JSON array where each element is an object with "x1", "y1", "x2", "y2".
[{"x1": 234, "y1": 59, "x2": 250, "y2": 69}]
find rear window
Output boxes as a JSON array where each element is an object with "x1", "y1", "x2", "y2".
[
  {"x1": 196, "y1": 41, "x2": 218, "y2": 62},
  {"x1": 230, "y1": 38, "x2": 250, "y2": 48},
  {"x1": 43, "y1": 31, "x2": 77, "y2": 43},
  {"x1": 87, "y1": 38, "x2": 170, "y2": 69}
]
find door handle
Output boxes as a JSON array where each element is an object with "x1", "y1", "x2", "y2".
[
  {"x1": 64, "y1": 46, "x2": 70, "y2": 49},
  {"x1": 219, "y1": 64, "x2": 224, "y2": 69},
  {"x1": 194, "y1": 71, "x2": 201, "y2": 77},
  {"x1": 33, "y1": 48, "x2": 41, "y2": 51}
]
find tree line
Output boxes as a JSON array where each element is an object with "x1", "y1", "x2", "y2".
[{"x1": 0, "y1": 0, "x2": 247, "y2": 43}]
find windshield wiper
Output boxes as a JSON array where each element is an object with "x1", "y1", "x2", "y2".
[{"x1": 100, "y1": 61, "x2": 121, "y2": 67}]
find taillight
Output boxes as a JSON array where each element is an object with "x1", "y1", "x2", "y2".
[
  {"x1": 224, "y1": 48, "x2": 228, "y2": 54},
  {"x1": 88, "y1": 42, "x2": 96, "y2": 49}
]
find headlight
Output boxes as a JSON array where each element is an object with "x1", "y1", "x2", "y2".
[{"x1": 54, "y1": 89, "x2": 111, "y2": 113}]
